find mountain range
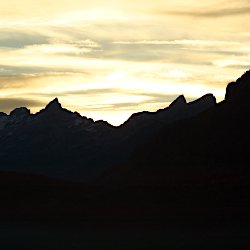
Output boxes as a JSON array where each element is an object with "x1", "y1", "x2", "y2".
[
  {"x1": 0, "y1": 89, "x2": 216, "y2": 181},
  {"x1": 1, "y1": 70, "x2": 250, "y2": 249}
]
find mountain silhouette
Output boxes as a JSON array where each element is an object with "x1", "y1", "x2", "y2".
[
  {"x1": 104, "y1": 70, "x2": 250, "y2": 188},
  {"x1": 0, "y1": 91, "x2": 216, "y2": 181},
  {"x1": 1, "y1": 70, "x2": 250, "y2": 249},
  {"x1": 0, "y1": 69, "x2": 249, "y2": 184}
]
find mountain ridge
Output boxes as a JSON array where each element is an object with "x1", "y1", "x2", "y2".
[
  {"x1": 0, "y1": 70, "x2": 250, "y2": 245},
  {"x1": 0, "y1": 93, "x2": 216, "y2": 130},
  {"x1": 105, "y1": 70, "x2": 250, "y2": 186},
  {"x1": 0, "y1": 70, "x2": 249, "y2": 182},
  {"x1": 0, "y1": 90, "x2": 218, "y2": 181}
]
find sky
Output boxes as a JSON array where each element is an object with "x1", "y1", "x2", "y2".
[{"x1": 0, "y1": 0, "x2": 249, "y2": 125}]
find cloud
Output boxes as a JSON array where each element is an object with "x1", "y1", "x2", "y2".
[
  {"x1": 21, "y1": 39, "x2": 101, "y2": 56},
  {"x1": 163, "y1": 6, "x2": 250, "y2": 18},
  {"x1": 112, "y1": 38, "x2": 244, "y2": 53},
  {"x1": 0, "y1": 98, "x2": 45, "y2": 113},
  {"x1": 0, "y1": 75, "x2": 36, "y2": 89},
  {"x1": 37, "y1": 88, "x2": 180, "y2": 100},
  {"x1": 110, "y1": 39, "x2": 250, "y2": 65},
  {"x1": 34, "y1": 87, "x2": 190, "y2": 107},
  {"x1": 0, "y1": 72, "x2": 69, "y2": 87},
  {"x1": 0, "y1": 65, "x2": 91, "y2": 76},
  {"x1": 0, "y1": 0, "x2": 248, "y2": 125},
  {"x1": 113, "y1": 39, "x2": 240, "y2": 47},
  {"x1": 23, "y1": 87, "x2": 181, "y2": 110},
  {"x1": 213, "y1": 56, "x2": 250, "y2": 68},
  {"x1": 0, "y1": 31, "x2": 48, "y2": 48},
  {"x1": 68, "y1": 91, "x2": 180, "y2": 111}
]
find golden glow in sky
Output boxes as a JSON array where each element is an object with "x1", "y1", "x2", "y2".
[{"x1": 0, "y1": 0, "x2": 249, "y2": 125}]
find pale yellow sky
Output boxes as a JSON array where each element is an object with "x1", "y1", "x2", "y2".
[{"x1": 0, "y1": 0, "x2": 249, "y2": 125}]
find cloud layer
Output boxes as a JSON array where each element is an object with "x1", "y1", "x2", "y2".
[{"x1": 0, "y1": 0, "x2": 249, "y2": 125}]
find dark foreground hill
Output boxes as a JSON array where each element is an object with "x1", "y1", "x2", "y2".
[{"x1": 1, "y1": 71, "x2": 250, "y2": 249}]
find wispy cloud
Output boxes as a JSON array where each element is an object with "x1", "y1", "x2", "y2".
[
  {"x1": 0, "y1": 97, "x2": 44, "y2": 113},
  {"x1": 113, "y1": 39, "x2": 239, "y2": 46},
  {"x1": 14, "y1": 39, "x2": 101, "y2": 56},
  {"x1": 0, "y1": 0, "x2": 248, "y2": 124},
  {"x1": 164, "y1": 6, "x2": 250, "y2": 18}
]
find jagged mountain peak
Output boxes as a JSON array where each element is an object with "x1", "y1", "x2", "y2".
[
  {"x1": 34, "y1": 97, "x2": 74, "y2": 123},
  {"x1": 236, "y1": 70, "x2": 250, "y2": 83},
  {"x1": 9, "y1": 107, "x2": 31, "y2": 118},
  {"x1": 225, "y1": 70, "x2": 250, "y2": 101},
  {"x1": 189, "y1": 93, "x2": 216, "y2": 106},
  {"x1": 169, "y1": 95, "x2": 187, "y2": 109},
  {"x1": 45, "y1": 98, "x2": 62, "y2": 111}
]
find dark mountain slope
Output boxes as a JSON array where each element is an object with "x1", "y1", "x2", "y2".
[
  {"x1": 108, "y1": 94, "x2": 216, "y2": 165},
  {"x1": 106, "y1": 70, "x2": 250, "y2": 190},
  {"x1": 0, "y1": 98, "x2": 115, "y2": 180}
]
